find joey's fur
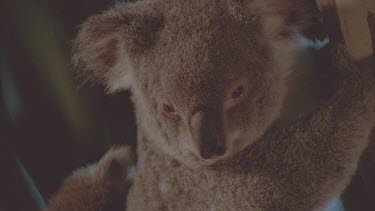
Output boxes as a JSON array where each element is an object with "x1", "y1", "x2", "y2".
[
  {"x1": 46, "y1": 147, "x2": 132, "y2": 211},
  {"x1": 51, "y1": 0, "x2": 374, "y2": 210}
]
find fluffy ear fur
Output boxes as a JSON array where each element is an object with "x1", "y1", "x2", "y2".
[{"x1": 73, "y1": 4, "x2": 164, "y2": 92}]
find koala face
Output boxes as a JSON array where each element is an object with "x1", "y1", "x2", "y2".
[{"x1": 75, "y1": 0, "x2": 317, "y2": 168}]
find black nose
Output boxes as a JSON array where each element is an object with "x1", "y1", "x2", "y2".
[
  {"x1": 200, "y1": 143, "x2": 226, "y2": 159},
  {"x1": 189, "y1": 107, "x2": 226, "y2": 160}
]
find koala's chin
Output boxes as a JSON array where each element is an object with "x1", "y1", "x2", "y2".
[
  {"x1": 177, "y1": 153, "x2": 227, "y2": 169},
  {"x1": 171, "y1": 136, "x2": 256, "y2": 169}
]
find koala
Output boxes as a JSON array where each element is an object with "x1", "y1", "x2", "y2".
[
  {"x1": 46, "y1": 147, "x2": 133, "y2": 211},
  {"x1": 53, "y1": 0, "x2": 374, "y2": 210}
]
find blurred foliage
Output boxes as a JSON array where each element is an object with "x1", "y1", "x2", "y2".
[{"x1": 1, "y1": 0, "x2": 136, "y2": 210}]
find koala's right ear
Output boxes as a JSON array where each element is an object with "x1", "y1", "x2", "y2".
[{"x1": 73, "y1": 5, "x2": 164, "y2": 92}]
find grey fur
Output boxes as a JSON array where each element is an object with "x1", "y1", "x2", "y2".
[{"x1": 58, "y1": 0, "x2": 375, "y2": 210}]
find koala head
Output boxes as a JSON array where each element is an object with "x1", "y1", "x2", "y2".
[
  {"x1": 46, "y1": 147, "x2": 132, "y2": 211},
  {"x1": 74, "y1": 0, "x2": 318, "y2": 168}
]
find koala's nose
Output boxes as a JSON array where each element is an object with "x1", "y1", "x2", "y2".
[{"x1": 189, "y1": 107, "x2": 226, "y2": 159}]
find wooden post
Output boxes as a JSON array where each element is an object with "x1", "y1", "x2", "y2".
[
  {"x1": 317, "y1": 0, "x2": 375, "y2": 61},
  {"x1": 336, "y1": 0, "x2": 375, "y2": 60},
  {"x1": 368, "y1": 12, "x2": 375, "y2": 61}
]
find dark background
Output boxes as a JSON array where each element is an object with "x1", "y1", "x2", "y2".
[{"x1": 1, "y1": 0, "x2": 136, "y2": 210}]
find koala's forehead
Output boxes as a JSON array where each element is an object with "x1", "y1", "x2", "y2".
[{"x1": 134, "y1": 0, "x2": 267, "y2": 103}]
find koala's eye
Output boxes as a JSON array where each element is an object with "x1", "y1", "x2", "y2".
[
  {"x1": 232, "y1": 86, "x2": 244, "y2": 99},
  {"x1": 224, "y1": 83, "x2": 247, "y2": 110},
  {"x1": 162, "y1": 103, "x2": 176, "y2": 115}
]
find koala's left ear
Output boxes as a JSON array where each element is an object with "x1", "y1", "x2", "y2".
[
  {"x1": 96, "y1": 146, "x2": 133, "y2": 188},
  {"x1": 73, "y1": 4, "x2": 164, "y2": 92}
]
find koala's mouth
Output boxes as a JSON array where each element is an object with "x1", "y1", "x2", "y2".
[
  {"x1": 195, "y1": 133, "x2": 243, "y2": 162},
  {"x1": 182, "y1": 140, "x2": 244, "y2": 169},
  {"x1": 198, "y1": 140, "x2": 227, "y2": 160}
]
